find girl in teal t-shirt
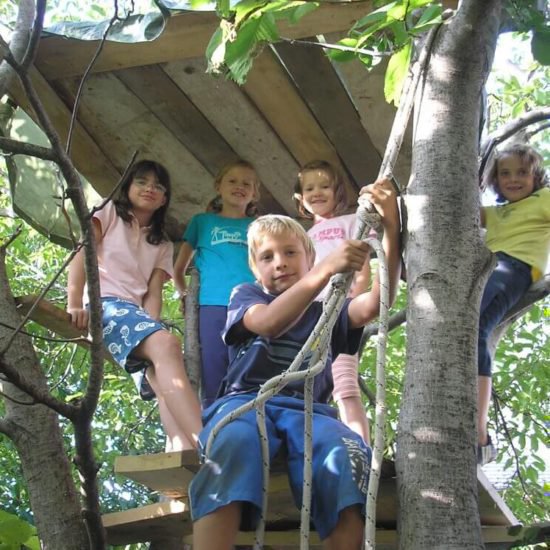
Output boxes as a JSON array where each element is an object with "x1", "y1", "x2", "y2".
[{"x1": 174, "y1": 160, "x2": 260, "y2": 406}]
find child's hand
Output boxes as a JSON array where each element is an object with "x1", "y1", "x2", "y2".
[
  {"x1": 323, "y1": 240, "x2": 370, "y2": 277},
  {"x1": 359, "y1": 178, "x2": 399, "y2": 231},
  {"x1": 67, "y1": 307, "x2": 89, "y2": 332}
]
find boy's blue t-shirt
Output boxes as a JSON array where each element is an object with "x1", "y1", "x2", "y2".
[
  {"x1": 220, "y1": 282, "x2": 362, "y2": 403},
  {"x1": 183, "y1": 213, "x2": 256, "y2": 305}
]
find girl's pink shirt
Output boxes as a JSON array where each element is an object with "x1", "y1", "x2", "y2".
[
  {"x1": 84, "y1": 201, "x2": 174, "y2": 307},
  {"x1": 308, "y1": 213, "x2": 358, "y2": 301}
]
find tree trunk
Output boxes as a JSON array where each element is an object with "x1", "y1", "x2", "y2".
[
  {"x1": 0, "y1": 251, "x2": 89, "y2": 550},
  {"x1": 396, "y1": 2, "x2": 501, "y2": 549}
]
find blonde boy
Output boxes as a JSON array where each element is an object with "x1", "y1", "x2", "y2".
[{"x1": 190, "y1": 179, "x2": 401, "y2": 550}]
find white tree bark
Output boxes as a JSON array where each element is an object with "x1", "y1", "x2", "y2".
[{"x1": 396, "y1": 1, "x2": 502, "y2": 548}]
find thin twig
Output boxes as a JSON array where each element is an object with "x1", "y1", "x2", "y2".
[
  {"x1": 0, "y1": 225, "x2": 22, "y2": 251},
  {"x1": 20, "y1": 0, "x2": 46, "y2": 71},
  {"x1": 0, "y1": 245, "x2": 81, "y2": 357},
  {"x1": 492, "y1": 391, "x2": 529, "y2": 495},
  {"x1": 0, "y1": 322, "x2": 90, "y2": 344},
  {"x1": 66, "y1": 0, "x2": 122, "y2": 155},
  {"x1": 279, "y1": 36, "x2": 393, "y2": 57}
]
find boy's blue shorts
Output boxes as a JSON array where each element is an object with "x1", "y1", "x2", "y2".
[{"x1": 189, "y1": 393, "x2": 371, "y2": 540}]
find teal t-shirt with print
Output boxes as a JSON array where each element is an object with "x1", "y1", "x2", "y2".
[{"x1": 183, "y1": 213, "x2": 255, "y2": 305}]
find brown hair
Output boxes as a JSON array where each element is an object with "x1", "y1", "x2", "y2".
[
  {"x1": 206, "y1": 159, "x2": 261, "y2": 217},
  {"x1": 294, "y1": 160, "x2": 349, "y2": 219},
  {"x1": 114, "y1": 159, "x2": 171, "y2": 245},
  {"x1": 484, "y1": 144, "x2": 548, "y2": 203}
]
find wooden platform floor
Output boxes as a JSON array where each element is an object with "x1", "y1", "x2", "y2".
[{"x1": 103, "y1": 451, "x2": 522, "y2": 547}]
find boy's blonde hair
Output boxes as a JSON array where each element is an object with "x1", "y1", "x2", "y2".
[
  {"x1": 484, "y1": 144, "x2": 548, "y2": 202},
  {"x1": 248, "y1": 215, "x2": 316, "y2": 271}
]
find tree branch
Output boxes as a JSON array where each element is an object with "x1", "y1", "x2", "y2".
[
  {"x1": 0, "y1": 136, "x2": 57, "y2": 161},
  {"x1": 0, "y1": 356, "x2": 77, "y2": 419},
  {"x1": 0, "y1": 0, "x2": 35, "y2": 98}
]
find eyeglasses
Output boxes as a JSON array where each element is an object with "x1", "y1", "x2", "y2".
[{"x1": 133, "y1": 178, "x2": 167, "y2": 194}]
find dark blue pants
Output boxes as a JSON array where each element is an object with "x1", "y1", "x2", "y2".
[
  {"x1": 199, "y1": 305, "x2": 230, "y2": 407},
  {"x1": 478, "y1": 252, "x2": 532, "y2": 377}
]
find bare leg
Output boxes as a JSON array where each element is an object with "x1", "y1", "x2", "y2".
[
  {"x1": 477, "y1": 375, "x2": 492, "y2": 446},
  {"x1": 193, "y1": 502, "x2": 241, "y2": 550},
  {"x1": 134, "y1": 330, "x2": 202, "y2": 448},
  {"x1": 155, "y1": 394, "x2": 195, "y2": 451},
  {"x1": 323, "y1": 506, "x2": 364, "y2": 550},
  {"x1": 336, "y1": 396, "x2": 370, "y2": 445}
]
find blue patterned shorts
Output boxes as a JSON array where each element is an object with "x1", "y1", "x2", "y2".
[{"x1": 101, "y1": 297, "x2": 164, "y2": 400}]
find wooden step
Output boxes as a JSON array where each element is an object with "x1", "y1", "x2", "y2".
[{"x1": 103, "y1": 499, "x2": 524, "y2": 548}]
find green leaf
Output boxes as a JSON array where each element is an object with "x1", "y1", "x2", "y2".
[
  {"x1": 326, "y1": 37, "x2": 361, "y2": 63},
  {"x1": 384, "y1": 42, "x2": 412, "y2": 106},
  {"x1": 0, "y1": 511, "x2": 33, "y2": 544},
  {"x1": 410, "y1": 4, "x2": 443, "y2": 35},
  {"x1": 531, "y1": 30, "x2": 550, "y2": 65}
]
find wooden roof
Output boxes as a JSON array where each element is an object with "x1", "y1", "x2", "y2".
[{"x1": 8, "y1": 1, "x2": 456, "y2": 238}]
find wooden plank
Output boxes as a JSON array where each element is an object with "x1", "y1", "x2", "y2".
[
  {"x1": 15, "y1": 295, "x2": 85, "y2": 340},
  {"x1": 35, "y1": 3, "x2": 381, "y2": 80},
  {"x1": 114, "y1": 64, "x2": 236, "y2": 173},
  {"x1": 7, "y1": 66, "x2": 120, "y2": 196},
  {"x1": 330, "y1": 50, "x2": 412, "y2": 188},
  {"x1": 242, "y1": 48, "x2": 358, "y2": 204},
  {"x1": 102, "y1": 499, "x2": 192, "y2": 545},
  {"x1": 477, "y1": 466, "x2": 520, "y2": 527},
  {"x1": 243, "y1": 48, "x2": 341, "y2": 168},
  {"x1": 35, "y1": 2, "x2": 459, "y2": 80},
  {"x1": 273, "y1": 40, "x2": 381, "y2": 190},
  {"x1": 163, "y1": 57, "x2": 299, "y2": 215},
  {"x1": 115, "y1": 451, "x2": 198, "y2": 498},
  {"x1": 14, "y1": 295, "x2": 120, "y2": 366}
]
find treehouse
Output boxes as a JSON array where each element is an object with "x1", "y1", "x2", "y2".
[{"x1": 5, "y1": 1, "x2": 538, "y2": 548}]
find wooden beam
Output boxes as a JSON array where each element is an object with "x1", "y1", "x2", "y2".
[
  {"x1": 273, "y1": 40, "x2": 381, "y2": 189},
  {"x1": 35, "y1": 2, "x2": 381, "y2": 80},
  {"x1": 242, "y1": 47, "x2": 357, "y2": 203},
  {"x1": 477, "y1": 466, "x2": 520, "y2": 527},
  {"x1": 35, "y1": 1, "x2": 459, "y2": 81}
]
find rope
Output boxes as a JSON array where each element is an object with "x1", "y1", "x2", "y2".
[{"x1": 202, "y1": 24, "x2": 439, "y2": 550}]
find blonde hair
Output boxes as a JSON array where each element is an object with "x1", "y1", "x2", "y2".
[
  {"x1": 294, "y1": 160, "x2": 350, "y2": 218},
  {"x1": 207, "y1": 159, "x2": 261, "y2": 216},
  {"x1": 248, "y1": 215, "x2": 316, "y2": 272},
  {"x1": 484, "y1": 144, "x2": 548, "y2": 203}
]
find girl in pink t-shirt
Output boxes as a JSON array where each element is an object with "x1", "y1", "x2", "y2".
[
  {"x1": 294, "y1": 160, "x2": 372, "y2": 444},
  {"x1": 67, "y1": 160, "x2": 201, "y2": 450}
]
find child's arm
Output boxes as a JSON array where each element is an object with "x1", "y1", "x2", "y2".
[
  {"x1": 173, "y1": 241, "x2": 195, "y2": 298},
  {"x1": 67, "y1": 219, "x2": 102, "y2": 331},
  {"x1": 349, "y1": 254, "x2": 371, "y2": 298},
  {"x1": 142, "y1": 268, "x2": 166, "y2": 321},
  {"x1": 347, "y1": 178, "x2": 401, "y2": 329},
  {"x1": 243, "y1": 240, "x2": 369, "y2": 338}
]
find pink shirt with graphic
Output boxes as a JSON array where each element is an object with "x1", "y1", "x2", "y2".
[
  {"x1": 83, "y1": 201, "x2": 174, "y2": 307},
  {"x1": 308, "y1": 213, "x2": 358, "y2": 301}
]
